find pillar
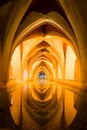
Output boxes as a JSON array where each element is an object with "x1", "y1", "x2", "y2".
[{"x1": 74, "y1": 58, "x2": 80, "y2": 80}]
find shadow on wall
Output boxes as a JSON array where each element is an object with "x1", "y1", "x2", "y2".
[
  {"x1": 66, "y1": 94, "x2": 87, "y2": 130},
  {"x1": 0, "y1": 86, "x2": 18, "y2": 130}
]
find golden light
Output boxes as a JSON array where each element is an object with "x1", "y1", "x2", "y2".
[
  {"x1": 24, "y1": 70, "x2": 28, "y2": 80},
  {"x1": 8, "y1": 26, "x2": 79, "y2": 128},
  {"x1": 9, "y1": 46, "x2": 21, "y2": 80},
  {"x1": 65, "y1": 46, "x2": 76, "y2": 79}
]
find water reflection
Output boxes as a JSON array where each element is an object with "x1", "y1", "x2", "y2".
[
  {"x1": 1, "y1": 80, "x2": 87, "y2": 130},
  {"x1": 10, "y1": 80, "x2": 64, "y2": 130},
  {"x1": 37, "y1": 78, "x2": 47, "y2": 85}
]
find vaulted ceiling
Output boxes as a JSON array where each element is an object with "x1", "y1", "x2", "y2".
[{"x1": 0, "y1": 0, "x2": 87, "y2": 82}]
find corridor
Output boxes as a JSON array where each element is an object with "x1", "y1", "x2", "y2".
[{"x1": 0, "y1": 0, "x2": 87, "y2": 130}]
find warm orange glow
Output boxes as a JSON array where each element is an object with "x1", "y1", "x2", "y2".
[
  {"x1": 65, "y1": 89, "x2": 77, "y2": 126},
  {"x1": 74, "y1": 59, "x2": 81, "y2": 80},
  {"x1": 9, "y1": 37, "x2": 78, "y2": 129},
  {"x1": 9, "y1": 46, "x2": 21, "y2": 80},
  {"x1": 9, "y1": 29, "x2": 78, "y2": 128},
  {"x1": 65, "y1": 46, "x2": 76, "y2": 79},
  {"x1": 58, "y1": 65, "x2": 62, "y2": 79},
  {"x1": 24, "y1": 70, "x2": 28, "y2": 80}
]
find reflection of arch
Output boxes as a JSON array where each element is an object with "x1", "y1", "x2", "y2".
[{"x1": 1, "y1": 1, "x2": 87, "y2": 130}]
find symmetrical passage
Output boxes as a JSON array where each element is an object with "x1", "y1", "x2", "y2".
[{"x1": 0, "y1": 0, "x2": 87, "y2": 130}]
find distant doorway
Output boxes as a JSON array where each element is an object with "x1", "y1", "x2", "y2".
[{"x1": 38, "y1": 71, "x2": 47, "y2": 84}]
